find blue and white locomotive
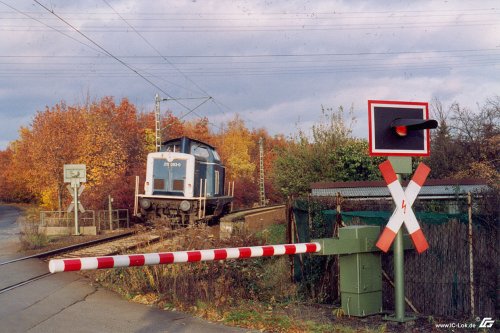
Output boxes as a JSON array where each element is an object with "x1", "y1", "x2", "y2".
[{"x1": 137, "y1": 137, "x2": 233, "y2": 224}]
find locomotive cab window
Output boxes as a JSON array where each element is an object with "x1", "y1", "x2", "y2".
[
  {"x1": 191, "y1": 145, "x2": 210, "y2": 159},
  {"x1": 165, "y1": 144, "x2": 180, "y2": 152}
]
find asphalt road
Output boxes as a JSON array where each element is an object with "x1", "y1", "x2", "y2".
[
  {"x1": 0, "y1": 205, "x2": 253, "y2": 333},
  {"x1": 0, "y1": 205, "x2": 22, "y2": 261}
]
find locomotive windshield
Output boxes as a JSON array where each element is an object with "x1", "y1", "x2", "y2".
[{"x1": 152, "y1": 158, "x2": 187, "y2": 196}]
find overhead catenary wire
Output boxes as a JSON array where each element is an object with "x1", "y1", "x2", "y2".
[
  {"x1": 1, "y1": 56, "x2": 497, "y2": 78},
  {"x1": 2, "y1": 8, "x2": 499, "y2": 21},
  {"x1": 101, "y1": 0, "x2": 229, "y2": 128},
  {"x1": 32, "y1": 0, "x2": 204, "y2": 123},
  {"x1": 101, "y1": 0, "x2": 210, "y2": 98},
  {"x1": 2, "y1": 8, "x2": 499, "y2": 24},
  {"x1": 3, "y1": 21, "x2": 499, "y2": 33},
  {"x1": 1, "y1": 48, "x2": 498, "y2": 59},
  {"x1": 2, "y1": 7, "x2": 499, "y2": 16},
  {"x1": 4, "y1": 2, "x2": 498, "y2": 133},
  {"x1": 0, "y1": 1, "x2": 105, "y2": 56}
]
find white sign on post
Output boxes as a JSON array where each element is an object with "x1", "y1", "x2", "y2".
[
  {"x1": 64, "y1": 164, "x2": 86, "y2": 235},
  {"x1": 64, "y1": 164, "x2": 86, "y2": 183}
]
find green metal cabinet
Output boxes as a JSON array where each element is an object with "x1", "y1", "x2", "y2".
[
  {"x1": 313, "y1": 225, "x2": 383, "y2": 317},
  {"x1": 340, "y1": 252, "x2": 382, "y2": 316}
]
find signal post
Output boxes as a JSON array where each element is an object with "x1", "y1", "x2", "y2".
[
  {"x1": 64, "y1": 164, "x2": 86, "y2": 236},
  {"x1": 368, "y1": 100, "x2": 438, "y2": 322}
]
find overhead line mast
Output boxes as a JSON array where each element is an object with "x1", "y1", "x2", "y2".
[
  {"x1": 155, "y1": 94, "x2": 161, "y2": 152},
  {"x1": 259, "y1": 137, "x2": 266, "y2": 207},
  {"x1": 154, "y1": 94, "x2": 212, "y2": 152}
]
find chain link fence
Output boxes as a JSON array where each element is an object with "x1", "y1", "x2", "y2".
[
  {"x1": 290, "y1": 190, "x2": 498, "y2": 318},
  {"x1": 40, "y1": 210, "x2": 96, "y2": 228},
  {"x1": 39, "y1": 210, "x2": 96, "y2": 235},
  {"x1": 97, "y1": 209, "x2": 130, "y2": 232}
]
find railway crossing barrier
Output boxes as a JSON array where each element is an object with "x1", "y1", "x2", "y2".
[
  {"x1": 49, "y1": 225, "x2": 411, "y2": 318},
  {"x1": 48, "y1": 242, "x2": 321, "y2": 273}
]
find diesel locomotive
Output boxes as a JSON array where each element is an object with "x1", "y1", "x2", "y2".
[{"x1": 137, "y1": 137, "x2": 233, "y2": 224}]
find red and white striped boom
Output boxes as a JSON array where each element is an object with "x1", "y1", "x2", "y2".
[{"x1": 49, "y1": 242, "x2": 321, "y2": 273}]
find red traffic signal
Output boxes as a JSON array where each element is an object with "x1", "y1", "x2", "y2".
[
  {"x1": 368, "y1": 100, "x2": 438, "y2": 157},
  {"x1": 391, "y1": 118, "x2": 438, "y2": 137}
]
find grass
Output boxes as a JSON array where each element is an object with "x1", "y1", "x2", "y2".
[
  {"x1": 219, "y1": 303, "x2": 388, "y2": 333},
  {"x1": 85, "y1": 224, "x2": 400, "y2": 333},
  {"x1": 18, "y1": 206, "x2": 50, "y2": 250},
  {"x1": 255, "y1": 223, "x2": 287, "y2": 244}
]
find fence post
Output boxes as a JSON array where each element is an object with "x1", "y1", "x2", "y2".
[
  {"x1": 468, "y1": 192, "x2": 475, "y2": 318},
  {"x1": 134, "y1": 176, "x2": 139, "y2": 217},
  {"x1": 108, "y1": 195, "x2": 113, "y2": 231}
]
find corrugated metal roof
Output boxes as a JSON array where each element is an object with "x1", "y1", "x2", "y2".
[
  {"x1": 311, "y1": 183, "x2": 489, "y2": 199},
  {"x1": 311, "y1": 178, "x2": 488, "y2": 189}
]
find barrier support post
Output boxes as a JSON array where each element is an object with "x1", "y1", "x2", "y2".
[{"x1": 384, "y1": 157, "x2": 415, "y2": 323}]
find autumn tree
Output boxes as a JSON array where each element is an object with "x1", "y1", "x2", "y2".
[
  {"x1": 5, "y1": 97, "x2": 150, "y2": 210},
  {"x1": 427, "y1": 96, "x2": 500, "y2": 187},
  {"x1": 217, "y1": 115, "x2": 256, "y2": 180},
  {"x1": 272, "y1": 105, "x2": 381, "y2": 197},
  {"x1": 0, "y1": 147, "x2": 33, "y2": 202},
  {"x1": 183, "y1": 117, "x2": 212, "y2": 145},
  {"x1": 79, "y1": 97, "x2": 146, "y2": 210},
  {"x1": 11, "y1": 103, "x2": 84, "y2": 209},
  {"x1": 161, "y1": 111, "x2": 185, "y2": 142}
]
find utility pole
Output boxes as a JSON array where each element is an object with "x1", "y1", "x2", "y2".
[
  {"x1": 259, "y1": 137, "x2": 266, "y2": 207},
  {"x1": 155, "y1": 93, "x2": 161, "y2": 152}
]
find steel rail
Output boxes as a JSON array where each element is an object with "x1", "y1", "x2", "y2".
[
  {"x1": 0, "y1": 231, "x2": 134, "y2": 266},
  {"x1": 0, "y1": 273, "x2": 52, "y2": 294},
  {"x1": 0, "y1": 231, "x2": 149, "y2": 294}
]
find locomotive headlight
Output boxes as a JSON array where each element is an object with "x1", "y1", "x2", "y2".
[
  {"x1": 179, "y1": 200, "x2": 191, "y2": 212},
  {"x1": 140, "y1": 199, "x2": 151, "y2": 210}
]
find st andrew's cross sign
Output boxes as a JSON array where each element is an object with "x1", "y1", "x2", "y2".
[{"x1": 376, "y1": 160, "x2": 430, "y2": 254}]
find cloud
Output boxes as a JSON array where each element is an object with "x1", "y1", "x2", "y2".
[{"x1": 0, "y1": 0, "x2": 499, "y2": 149}]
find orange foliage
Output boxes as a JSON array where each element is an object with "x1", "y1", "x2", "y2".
[
  {"x1": 3, "y1": 98, "x2": 149, "y2": 210},
  {"x1": 1, "y1": 97, "x2": 283, "y2": 209}
]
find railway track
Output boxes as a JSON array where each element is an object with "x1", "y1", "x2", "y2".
[
  {"x1": 0, "y1": 230, "x2": 167, "y2": 294},
  {"x1": 0, "y1": 204, "x2": 285, "y2": 294},
  {"x1": 220, "y1": 204, "x2": 286, "y2": 223},
  {"x1": 0, "y1": 231, "x2": 133, "y2": 266}
]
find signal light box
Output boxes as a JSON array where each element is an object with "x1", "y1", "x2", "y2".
[{"x1": 368, "y1": 100, "x2": 435, "y2": 157}]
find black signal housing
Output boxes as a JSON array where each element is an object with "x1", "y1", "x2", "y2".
[{"x1": 368, "y1": 100, "x2": 438, "y2": 157}]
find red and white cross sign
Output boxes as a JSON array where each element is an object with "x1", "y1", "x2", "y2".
[{"x1": 376, "y1": 160, "x2": 430, "y2": 254}]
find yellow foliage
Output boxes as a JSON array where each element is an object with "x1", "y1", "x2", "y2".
[
  {"x1": 6, "y1": 97, "x2": 148, "y2": 210},
  {"x1": 218, "y1": 116, "x2": 256, "y2": 180},
  {"x1": 40, "y1": 187, "x2": 59, "y2": 209}
]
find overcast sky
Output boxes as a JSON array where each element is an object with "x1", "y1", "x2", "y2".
[{"x1": 0, "y1": 0, "x2": 499, "y2": 149}]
